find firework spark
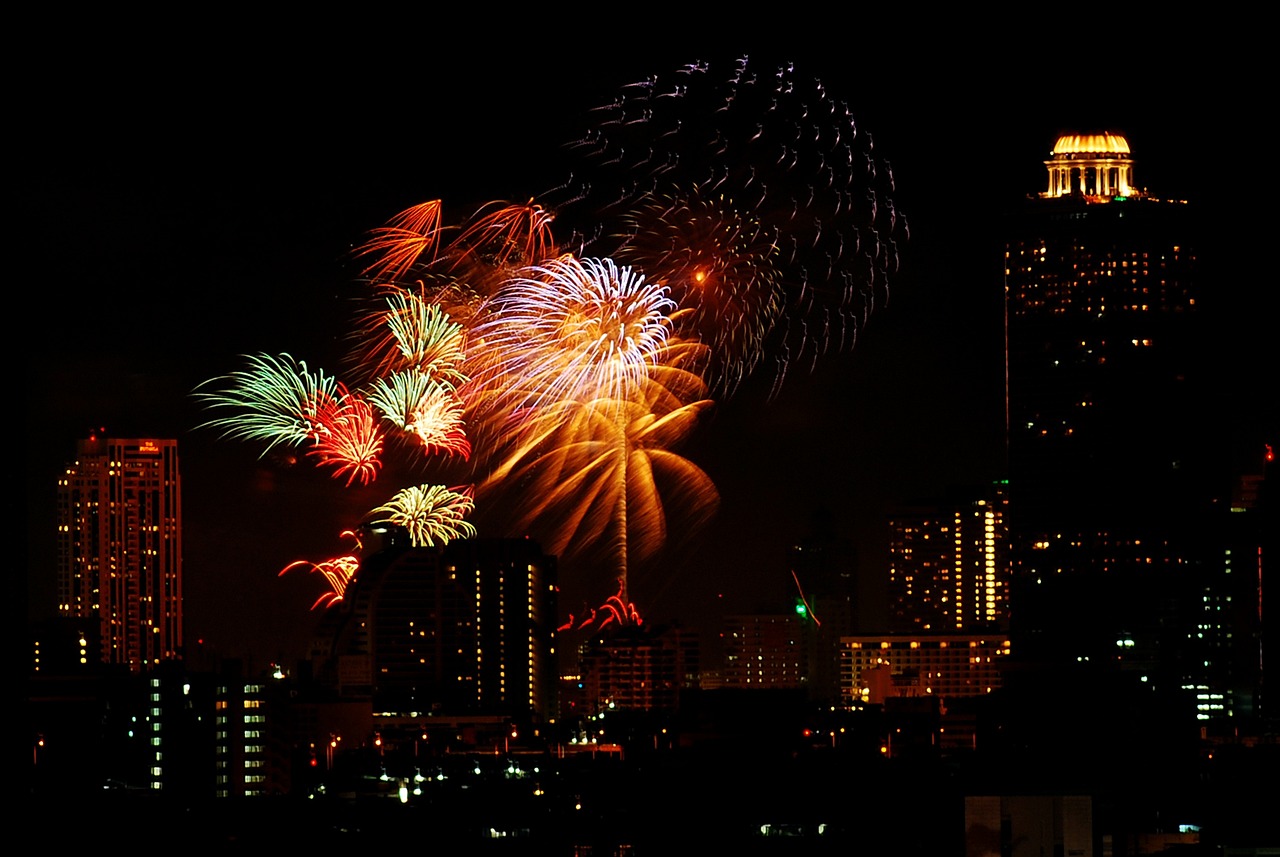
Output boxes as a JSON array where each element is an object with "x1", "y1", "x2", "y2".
[
  {"x1": 352, "y1": 288, "x2": 470, "y2": 385},
  {"x1": 308, "y1": 386, "x2": 384, "y2": 486},
  {"x1": 369, "y1": 484, "x2": 477, "y2": 548},
  {"x1": 355, "y1": 199, "x2": 447, "y2": 282},
  {"x1": 367, "y1": 370, "x2": 471, "y2": 460},
  {"x1": 194, "y1": 352, "x2": 342, "y2": 455},
  {"x1": 468, "y1": 256, "x2": 677, "y2": 420},
  {"x1": 280, "y1": 531, "x2": 363, "y2": 610},
  {"x1": 449, "y1": 200, "x2": 559, "y2": 275}
]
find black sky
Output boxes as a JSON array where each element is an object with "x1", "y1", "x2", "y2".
[{"x1": 23, "y1": 23, "x2": 1273, "y2": 670}]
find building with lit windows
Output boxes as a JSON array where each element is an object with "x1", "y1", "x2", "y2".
[
  {"x1": 571, "y1": 624, "x2": 699, "y2": 715},
  {"x1": 1003, "y1": 133, "x2": 1209, "y2": 668},
  {"x1": 839, "y1": 634, "x2": 1011, "y2": 708},
  {"x1": 722, "y1": 614, "x2": 808, "y2": 689},
  {"x1": 56, "y1": 435, "x2": 182, "y2": 672},
  {"x1": 1001, "y1": 133, "x2": 1269, "y2": 732},
  {"x1": 888, "y1": 483, "x2": 1009, "y2": 633},
  {"x1": 214, "y1": 679, "x2": 291, "y2": 797},
  {"x1": 318, "y1": 535, "x2": 558, "y2": 723}
]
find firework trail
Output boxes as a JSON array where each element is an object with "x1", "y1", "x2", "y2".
[
  {"x1": 553, "y1": 54, "x2": 905, "y2": 396},
  {"x1": 280, "y1": 531, "x2": 364, "y2": 610}
]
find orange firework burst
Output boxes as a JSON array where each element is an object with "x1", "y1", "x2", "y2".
[
  {"x1": 280, "y1": 531, "x2": 363, "y2": 610},
  {"x1": 449, "y1": 200, "x2": 559, "y2": 274},
  {"x1": 478, "y1": 338, "x2": 717, "y2": 603},
  {"x1": 355, "y1": 199, "x2": 447, "y2": 282}
]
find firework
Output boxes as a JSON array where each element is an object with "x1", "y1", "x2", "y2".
[
  {"x1": 280, "y1": 530, "x2": 363, "y2": 610},
  {"x1": 197, "y1": 57, "x2": 905, "y2": 625},
  {"x1": 478, "y1": 353, "x2": 717, "y2": 602},
  {"x1": 367, "y1": 370, "x2": 471, "y2": 460},
  {"x1": 553, "y1": 55, "x2": 905, "y2": 395},
  {"x1": 449, "y1": 200, "x2": 559, "y2": 275},
  {"x1": 194, "y1": 353, "x2": 342, "y2": 455},
  {"x1": 351, "y1": 288, "x2": 471, "y2": 385},
  {"x1": 355, "y1": 199, "x2": 447, "y2": 282},
  {"x1": 308, "y1": 386, "x2": 385, "y2": 486},
  {"x1": 468, "y1": 256, "x2": 677, "y2": 420},
  {"x1": 368, "y1": 484, "x2": 477, "y2": 548}
]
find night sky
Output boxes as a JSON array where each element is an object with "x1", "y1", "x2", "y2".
[{"x1": 23, "y1": 24, "x2": 1271, "y2": 670}]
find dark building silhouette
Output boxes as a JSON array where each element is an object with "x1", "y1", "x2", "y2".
[
  {"x1": 314, "y1": 532, "x2": 558, "y2": 723},
  {"x1": 1002, "y1": 132, "x2": 1266, "y2": 729}
]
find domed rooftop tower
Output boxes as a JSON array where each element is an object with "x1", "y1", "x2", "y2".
[{"x1": 1042, "y1": 131, "x2": 1138, "y2": 199}]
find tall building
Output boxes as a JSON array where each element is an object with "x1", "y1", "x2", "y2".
[
  {"x1": 1001, "y1": 133, "x2": 1264, "y2": 727},
  {"x1": 56, "y1": 435, "x2": 183, "y2": 672},
  {"x1": 318, "y1": 534, "x2": 558, "y2": 722},
  {"x1": 887, "y1": 482, "x2": 1010, "y2": 633},
  {"x1": 1004, "y1": 132, "x2": 1205, "y2": 566}
]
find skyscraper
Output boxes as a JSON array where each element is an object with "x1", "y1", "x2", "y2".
[
  {"x1": 57, "y1": 435, "x2": 183, "y2": 672},
  {"x1": 1002, "y1": 132, "x2": 1228, "y2": 695}
]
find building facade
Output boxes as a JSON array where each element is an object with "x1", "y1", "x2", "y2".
[
  {"x1": 57, "y1": 435, "x2": 183, "y2": 672},
  {"x1": 721, "y1": 613, "x2": 808, "y2": 690},
  {"x1": 320, "y1": 534, "x2": 558, "y2": 723},
  {"x1": 1002, "y1": 133, "x2": 1267, "y2": 730},
  {"x1": 839, "y1": 634, "x2": 1011, "y2": 708},
  {"x1": 888, "y1": 482, "x2": 1010, "y2": 633}
]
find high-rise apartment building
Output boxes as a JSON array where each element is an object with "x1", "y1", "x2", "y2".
[
  {"x1": 57, "y1": 435, "x2": 183, "y2": 672},
  {"x1": 887, "y1": 483, "x2": 1009, "y2": 633}
]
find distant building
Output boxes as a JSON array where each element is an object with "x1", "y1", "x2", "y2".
[
  {"x1": 214, "y1": 677, "x2": 293, "y2": 797},
  {"x1": 888, "y1": 482, "x2": 1010, "y2": 633},
  {"x1": 570, "y1": 624, "x2": 699, "y2": 715},
  {"x1": 57, "y1": 435, "x2": 182, "y2": 672},
  {"x1": 722, "y1": 613, "x2": 808, "y2": 690},
  {"x1": 839, "y1": 634, "x2": 1010, "y2": 707}
]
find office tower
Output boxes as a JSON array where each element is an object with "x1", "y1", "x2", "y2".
[
  {"x1": 321, "y1": 534, "x2": 558, "y2": 721},
  {"x1": 887, "y1": 482, "x2": 1010, "y2": 633},
  {"x1": 56, "y1": 435, "x2": 183, "y2": 672},
  {"x1": 1000, "y1": 133, "x2": 1264, "y2": 724}
]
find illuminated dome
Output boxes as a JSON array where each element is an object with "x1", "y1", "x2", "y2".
[
  {"x1": 1051, "y1": 133, "x2": 1131, "y2": 156},
  {"x1": 1043, "y1": 130, "x2": 1137, "y2": 199}
]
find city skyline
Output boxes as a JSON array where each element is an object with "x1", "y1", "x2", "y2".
[{"x1": 24, "y1": 35, "x2": 1270, "y2": 670}]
